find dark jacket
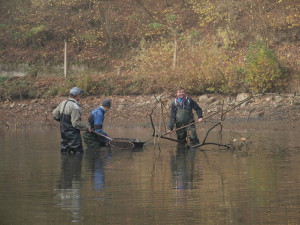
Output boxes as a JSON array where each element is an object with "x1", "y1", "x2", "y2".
[{"x1": 168, "y1": 96, "x2": 203, "y2": 130}]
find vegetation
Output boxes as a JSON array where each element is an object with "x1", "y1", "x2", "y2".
[
  {"x1": 0, "y1": 0, "x2": 299, "y2": 99},
  {"x1": 245, "y1": 41, "x2": 286, "y2": 93}
]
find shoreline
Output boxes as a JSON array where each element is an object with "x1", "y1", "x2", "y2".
[{"x1": 1, "y1": 93, "x2": 300, "y2": 131}]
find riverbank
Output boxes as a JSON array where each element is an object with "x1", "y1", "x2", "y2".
[{"x1": 1, "y1": 93, "x2": 300, "y2": 132}]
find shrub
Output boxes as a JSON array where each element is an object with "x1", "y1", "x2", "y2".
[
  {"x1": 131, "y1": 38, "x2": 245, "y2": 95},
  {"x1": 74, "y1": 74, "x2": 99, "y2": 95},
  {"x1": 244, "y1": 41, "x2": 286, "y2": 93},
  {"x1": 0, "y1": 76, "x2": 9, "y2": 84},
  {"x1": 2, "y1": 77, "x2": 32, "y2": 99}
]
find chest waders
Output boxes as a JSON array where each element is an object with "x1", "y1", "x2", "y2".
[
  {"x1": 83, "y1": 109, "x2": 107, "y2": 148},
  {"x1": 60, "y1": 100, "x2": 83, "y2": 153},
  {"x1": 83, "y1": 120, "x2": 104, "y2": 148},
  {"x1": 175, "y1": 107, "x2": 199, "y2": 145}
]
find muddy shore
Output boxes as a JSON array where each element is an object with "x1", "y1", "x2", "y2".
[{"x1": 1, "y1": 93, "x2": 300, "y2": 131}]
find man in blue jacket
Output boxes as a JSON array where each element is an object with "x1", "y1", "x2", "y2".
[{"x1": 83, "y1": 99, "x2": 112, "y2": 148}]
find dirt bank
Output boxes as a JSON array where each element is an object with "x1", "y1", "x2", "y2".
[{"x1": 1, "y1": 93, "x2": 300, "y2": 131}]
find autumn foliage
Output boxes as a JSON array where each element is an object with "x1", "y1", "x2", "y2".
[{"x1": 0, "y1": 0, "x2": 299, "y2": 98}]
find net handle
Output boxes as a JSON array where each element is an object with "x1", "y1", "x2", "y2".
[{"x1": 92, "y1": 131, "x2": 113, "y2": 141}]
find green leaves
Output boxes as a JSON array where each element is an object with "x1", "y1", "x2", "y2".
[
  {"x1": 148, "y1": 23, "x2": 163, "y2": 29},
  {"x1": 245, "y1": 42, "x2": 285, "y2": 93}
]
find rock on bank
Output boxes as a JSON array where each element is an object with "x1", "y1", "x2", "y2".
[{"x1": 1, "y1": 93, "x2": 300, "y2": 130}]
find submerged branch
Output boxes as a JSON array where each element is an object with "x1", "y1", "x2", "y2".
[
  {"x1": 148, "y1": 94, "x2": 255, "y2": 149},
  {"x1": 191, "y1": 142, "x2": 232, "y2": 149}
]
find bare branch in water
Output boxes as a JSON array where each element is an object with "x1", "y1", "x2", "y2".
[{"x1": 148, "y1": 94, "x2": 256, "y2": 150}]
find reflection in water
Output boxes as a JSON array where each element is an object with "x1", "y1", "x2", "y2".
[
  {"x1": 85, "y1": 148, "x2": 112, "y2": 193},
  {"x1": 57, "y1": 153, "x2": 83, "y2": 223},
  {"x1": 170, "y1": 144, "x2": 202, "y2": 190},
  {"x1": 170, "y1": 144, "x2": 203, "y2": 206},
  {"x1": 170, "y1": 144, "x2": 201, "y2": 190}
]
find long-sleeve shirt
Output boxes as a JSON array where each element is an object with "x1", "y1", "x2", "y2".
[
  {"x1": 168, "y1": 96, "x2": 203, "y2": 130},
  {"x1": 53, "y1": 98, "x2": 89, "y2": 131}
]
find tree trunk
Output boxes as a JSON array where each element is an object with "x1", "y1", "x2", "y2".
[{"x1": 97, "y1": 2, "x2": 112, "y2": 48}]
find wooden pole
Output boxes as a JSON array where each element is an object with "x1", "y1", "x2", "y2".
[
  {"x1": 173, "y1": 32, "x2": 177, "y2": 69},
  {"x1": 64, "y1": 39, "x2": 67, "y2": 79}
]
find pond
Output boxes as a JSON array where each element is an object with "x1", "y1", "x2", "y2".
[{"x1": 0, "y1": 124, "x2": 300, "y2": 225}]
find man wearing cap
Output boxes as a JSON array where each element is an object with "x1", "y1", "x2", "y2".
[
  {"x1": 53, "y1": 87, "x2": 91, "y2": 153},
  {"x1": 83, "y1": 99, "x2": 112, "y2": 148}
]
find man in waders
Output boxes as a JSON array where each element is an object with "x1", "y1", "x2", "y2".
[
  {"x1": 53, "y1": 87, "x2": 91, "y2": 153},
  {"x1": 168, "y1": 87, "x2": 203, "y2": 145},
  {"x1": 83, "y1": 99, "x2": 112, "y2": 148}
]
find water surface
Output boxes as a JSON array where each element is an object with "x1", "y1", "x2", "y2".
[{"x1": 0, "y1": 125, "x2": 300, "y2": 225}]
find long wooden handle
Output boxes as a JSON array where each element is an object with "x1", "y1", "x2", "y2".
[
  {"x1": 92, "y1": 131, "x2": 113, "y2": 141},
  {"x1": 171, "y1": 121, "x2": 200, "y2": 132},
  {"x1": 162, "y1": 120, "x2": 203, "y2": 136},
  {"x1": 164, "y1": 109, "x2": 220, "y2": 136}
]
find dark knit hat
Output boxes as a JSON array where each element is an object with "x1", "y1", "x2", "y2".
[{"x1": 102, "y1": 99, "x2": 112, "y2": 108}]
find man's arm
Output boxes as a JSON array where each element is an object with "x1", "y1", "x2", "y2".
[
  {"x1": 52, "y1": 103, "x2": 61, "y2": 121},
  {"x1": 168, "y1": 102, "x2": 177, "y2": 131},
  {"x1": 190, "y1": 98, "x2": 203, "y2": 119}
]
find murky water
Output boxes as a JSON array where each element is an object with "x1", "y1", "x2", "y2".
[{"x1": 1, "y1": 124, "x2": 300, "y2": 225}]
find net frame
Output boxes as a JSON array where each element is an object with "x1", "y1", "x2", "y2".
[
  {"x1": 92, "y1": 131, "x2": 135, "y2": 150},
  {"x1": 109, "y1": 139, "x2": 135, "y2": 150}
]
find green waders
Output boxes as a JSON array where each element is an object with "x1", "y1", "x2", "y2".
[
  {"x1": 83, "y1": 132, "x2": 104, "y2": 148},
  {"x1": 175, "y1": 108, "x2": 200, "y2": 145}
]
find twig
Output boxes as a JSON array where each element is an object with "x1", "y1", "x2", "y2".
[{"x1": 202, "y1": 122, "x2": 222, "y2": 143}]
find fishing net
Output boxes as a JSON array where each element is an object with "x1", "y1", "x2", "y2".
[
  {"x1": 109, "y1": 139, "x2": 135, "y2": 150},
  {"x1": 92, "y1": 131, "x2": 135, "y2": 150}
]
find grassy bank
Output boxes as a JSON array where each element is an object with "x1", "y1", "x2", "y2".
[{"x1": 0, "y1": 40, "x2": 294, "y2": 100}]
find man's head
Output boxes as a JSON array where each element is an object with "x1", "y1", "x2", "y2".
[
  {"x1": 102, "y1": 99, "x2": 112, "y2": 110},
  {"x1": 69, "y1": 87, "x2": 84, "y2": 99},
  {"x1": 176, "y1": 87, "x2": 186, "y2": 99}
]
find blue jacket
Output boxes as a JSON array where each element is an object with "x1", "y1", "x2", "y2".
[{"x1": 88, "y1": 107, "x2": 110, "y2": 141}]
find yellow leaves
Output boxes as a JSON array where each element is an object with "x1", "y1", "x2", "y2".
[
  {"x1": 232, "y1": 137, "x2": 247, "y2": 142},
  {"x1": 189, "y1": 0, "x2": 219, "y2": 28},
  {"x1": 286, "y1": 14, "x2": 300, "y2": 28},
  {"x1": 217, "y1": 28, "x2": 239, "y2": 49},
  {"x1": 245, "y1": 42, "x2": 284, "y2": 93},
  {"x1": 131, "y1": 36, "x2": 245, "y2": 94}
]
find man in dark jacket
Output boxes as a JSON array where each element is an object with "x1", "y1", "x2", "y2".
[
  {"x1": 53, "y1": 87, "x2": 91, "y2": 153},
  {"x1": 168, "y1": 88, "x2": 203, "y2": 145},
  {"x1": 83, "y1": 99, "x2": 112, "y2": 148}
]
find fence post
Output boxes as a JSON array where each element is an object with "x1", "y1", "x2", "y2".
[{"x1": 64, "y1": 39, "x2": 67, "y2": 79}]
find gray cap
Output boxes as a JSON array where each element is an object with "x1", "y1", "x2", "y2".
[
  {"x1": 70, "y1": 87, "x2": 84, "y2": 96},
  {"x1": 102, "y1": 99, "x2": 112, "y2": 108}
]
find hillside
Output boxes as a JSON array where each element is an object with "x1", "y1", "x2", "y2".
[{"x1": 0, "y1": 0, "x2": 299, "y2": 96}]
